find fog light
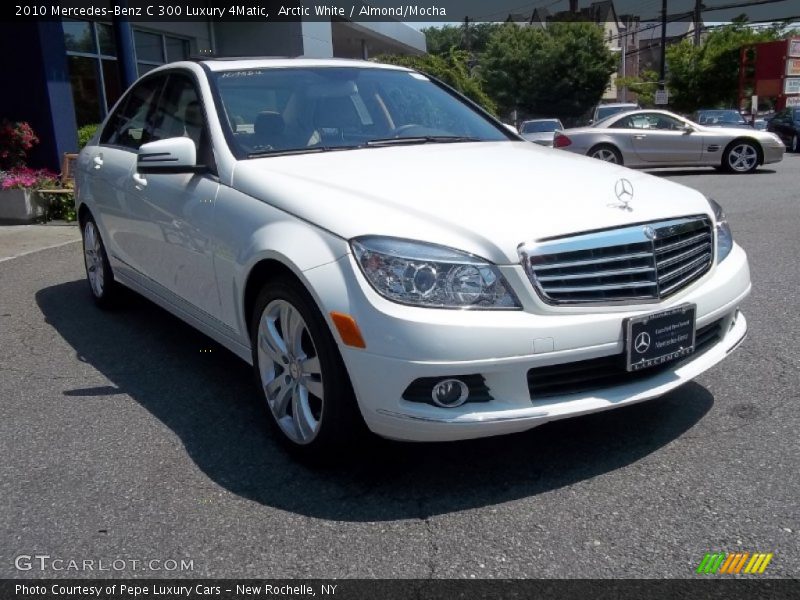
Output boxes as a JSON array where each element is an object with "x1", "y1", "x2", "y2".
[{"x1": 431, "y1": 379, "x2": 469, "y2": 408}]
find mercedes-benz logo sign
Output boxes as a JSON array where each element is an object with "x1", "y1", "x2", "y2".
[
  {"x1": 634, "y1": 332, "x2": 651, "y2": 354},
  {"x1": 610, "y1": 178, "x2": 634, "y2": 210},
  {"x1": 643, "y1": 225, "x2": 657, "y2": 240}
]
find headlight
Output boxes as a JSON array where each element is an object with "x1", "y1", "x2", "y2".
[
  {"x1": 708, "y1": 198, "x2": 733, "y2": 262},
  {"x1": 351, "y1": 236, "x2": 521, "y2": 310}
]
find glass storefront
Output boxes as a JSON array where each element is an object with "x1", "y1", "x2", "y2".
[{"x1": 63, "y1": 18, "x2": 121, "y2": 127}]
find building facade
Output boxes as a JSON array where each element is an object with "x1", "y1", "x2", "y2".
[{"x1": 0, "y1": 14, "x2": 425, "y2": 171}]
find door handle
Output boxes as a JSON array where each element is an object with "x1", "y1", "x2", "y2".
[
  {"x1": 633, "y1": 134, "x2": 647, "y2": 139},
  {"x1": 93, "y1": 155, "x2": 103, "y2": 169},
  {"x1": 132, "y1": 172, "x2": 148, "y2": 188}
]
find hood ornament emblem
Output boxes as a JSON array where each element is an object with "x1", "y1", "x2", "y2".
[{"x1": 610, "y1": 178, "x2": 634, "y2": 211}]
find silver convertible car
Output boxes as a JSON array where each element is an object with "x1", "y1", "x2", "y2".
[{"x1": 555, "y1": 109, "x2": 784, "y2": 173}]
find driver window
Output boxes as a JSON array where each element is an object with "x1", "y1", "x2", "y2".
[
  {"x1": 101, "y1": 75, "x2": 164, "y2": 150},
  {"x1": 150, "y1": 73, "x2": 214, "y2": 167}
]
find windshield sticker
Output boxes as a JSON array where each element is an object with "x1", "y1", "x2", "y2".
[{"x1": 220, "y1": 70, "x2": 264, "y2": 78}]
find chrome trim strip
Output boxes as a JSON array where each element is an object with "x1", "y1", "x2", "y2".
[
  {"x1": 532, "y1": 251, "x2": 654, "y2": 271},
  {"x1": 656, "y1": 242, "x2": 709, "y2": 269},
  {"x1": 536, "y1": 265, "x2": 655, "y2": 282},
  {"x1": 376, "y1": 409, "x2": 549, "y2": 424}
]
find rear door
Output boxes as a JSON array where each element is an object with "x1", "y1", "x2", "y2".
[{"x1": 88, "y1": 74, "x2": 166, "y2": 275}]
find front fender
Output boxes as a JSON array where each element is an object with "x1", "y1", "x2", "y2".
[{"x1": 212, "y1": 185, "x2": 349, "y2": 340}]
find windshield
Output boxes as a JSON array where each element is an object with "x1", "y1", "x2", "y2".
[
  {"x1": 521, "y1": 120, "x2": 561, "y2": 133},
  {"x1": 595, "y1": 105, "x2": 636, "y2": 121},
  {"x1": 696, "y1": 110, "x2": 746, "y2": 125},
  {"x1": 211, "y1": 67, "x2": 510, "y2": 157}
]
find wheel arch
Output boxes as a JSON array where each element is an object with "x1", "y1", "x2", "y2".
[
  {"x1": 723, "y1": 137, "x2": 764, "y2": 166},
  {"x1": 587, "y1": 142, "x2": 624, "y2": 165}
]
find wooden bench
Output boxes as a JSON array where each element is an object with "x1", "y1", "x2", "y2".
[{"x1": 37, "y1": 152, "x2": 78, "y2": 221}]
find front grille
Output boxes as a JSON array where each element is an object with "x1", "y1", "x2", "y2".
[
  {"x1": 527, "y1": 318, "x2": 723, "y2": 399},
  {"x1": 521, "y1": 216, "x2": 713, "y2": 304}
]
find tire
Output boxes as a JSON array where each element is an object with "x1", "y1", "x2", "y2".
[
  {"x1": 722, "y1": 140, "x2": 759, "y2": 174},
  {"x1": 587, "y1": 144, "x2": 623, "y2": 165},
  {"x1": 250, "y1": 277, "x2": 365, "y2": 462},
  {"x1": 81, "y1": 215, "x2": 118, "y2": 308}
]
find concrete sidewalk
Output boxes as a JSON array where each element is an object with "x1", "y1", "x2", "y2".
[{"x1": 0, "y1": 222, "x2": 81, "y2": 263}]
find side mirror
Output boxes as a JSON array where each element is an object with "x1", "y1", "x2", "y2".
[
  {"x1": 137, "y1": 137, "x2": 203, "y2": 174},
  {"x1": 681, "y1": 124, "x2": 694, "y2": 134},
  {"x1": 503, "y1": 123, "x2": 519, "y2": 135},
  {"x1": 588, "y1": 119, "x2": 594, "y2": 125}
]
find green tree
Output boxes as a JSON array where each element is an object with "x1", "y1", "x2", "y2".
[
  {"x1": 617, "y1": 70, "x2": 660, "y2": 106},
  {"x1": 481, "y1": 22, "x2": 617, "y2": 121},
  {"x1": 422, "y1": 23, "x2": 502, "y2": 56},
  {"x1": 666, "y1": 20, "x2": 789, "y2": 112},
  {"x1": 374, "y1": 49, "x2": 497, "y2": 114}
]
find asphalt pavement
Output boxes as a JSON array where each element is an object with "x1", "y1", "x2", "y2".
[{"x1": 1, "y1": 157, "x2": 798, "y2": 579}]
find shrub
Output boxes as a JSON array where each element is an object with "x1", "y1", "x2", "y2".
[
  {"x1": 0, "y1": 120, "x2": 39, "y2": 169},
  {"x1": 78, "y1": 124, "x2": 100, "y2": 149},
  {"x1": 0, "y1": 167, "x2": 58, "y2": 190}
]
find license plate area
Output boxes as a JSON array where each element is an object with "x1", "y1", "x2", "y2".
[{"x1": 625, "y1": 304, "x2": 696, "y2": 372}]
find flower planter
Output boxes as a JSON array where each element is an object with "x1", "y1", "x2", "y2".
[{"x1": 0, "y1": 188, "x2": 45, "y2": 224}]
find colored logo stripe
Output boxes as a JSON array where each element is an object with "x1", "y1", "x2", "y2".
[{"x1": 696, "y1": 552, "x2": 773, "y2": 574}]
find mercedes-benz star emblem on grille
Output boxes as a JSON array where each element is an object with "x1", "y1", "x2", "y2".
[
  {"x1": 610, "y1": 178, "x2": 634, "y2": 211},
  {"x1": 634, "y1": 332, "x2": 651, "y2": 354},
  {"x1": 643, "y1": 225, "x2": 657, "y2": 240}
]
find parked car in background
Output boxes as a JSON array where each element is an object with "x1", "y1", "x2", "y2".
[
  {"x1": 591, "y1": 102, "x2": 639, "y2": 124},
  {"x1": 76, "y1": 59, "x2": 751, "y2": 459},
  {"x1": 555, "y1": 109, "x2": 784, "y2": 173},
  {"x1": 519, "y1": 118, "x2": 564, "y2": 146},
  {"x1": 767, "y1": 106, "x2": 800, "y2": 152},
  {"x1": 692, "y1": 109, "x2": 752, "y2": 129}
]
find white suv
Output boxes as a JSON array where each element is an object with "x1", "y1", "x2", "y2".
[{"x1": 76, "y1": 59, "x2": 750, "y2": 459}]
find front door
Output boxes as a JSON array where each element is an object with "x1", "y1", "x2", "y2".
[
  {"x1": 125, "y1": 72, "x2": 222, "y2": 319},
  {"x1": 620, "y1": 113, "x2": 703, "y2": 164}
]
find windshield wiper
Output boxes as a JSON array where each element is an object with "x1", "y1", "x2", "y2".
[
  {"x1": 247, "y1": 146, "x2": 361, "y2": 158},
  {"x1": 247, "y1": 147, "x2": 328, "y2": 158},
  {"x1": 365, "y1": 136, "x2": 482, "y2": 147}
]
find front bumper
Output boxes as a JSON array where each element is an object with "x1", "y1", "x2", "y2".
[
  {"x1": 305, "y1": 244, "x2": 751, "y2": 442},
  {"x1": 762, "y1": 143, "x2": 785, "y2": 164}
]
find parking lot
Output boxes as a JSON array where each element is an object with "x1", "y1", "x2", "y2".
[{"x1": 1, "y1": 156, "x2": 798, "y2": 579}]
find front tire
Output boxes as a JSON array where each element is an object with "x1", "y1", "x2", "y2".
[
  {"x1": 588, "y1": 144, "x2": 623, "y2": 165},
  {"x1": 250, "y1": 277, "x2": 365, "y2": 461},
  {"x1": 723, "y1": 140, "x2": 759, "y2": 173},
  {"x1": 81, "y1": 215, "x2": 118, "y2": 308}
]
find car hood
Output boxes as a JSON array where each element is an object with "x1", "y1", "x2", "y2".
[{"x1": 232, "y1": 142, "x2": 712, "y2": 265}]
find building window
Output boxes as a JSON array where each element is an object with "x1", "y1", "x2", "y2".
[
  {"x1": 134, "y1": 30, "x2": 190, "y2": 75},
  {"x1": 63, "y1": 19, "x2": 122, "y2": 127}
]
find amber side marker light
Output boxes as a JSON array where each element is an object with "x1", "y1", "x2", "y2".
[{"x1": 330, "y1": 312, "x2": 367, "y2": 348}]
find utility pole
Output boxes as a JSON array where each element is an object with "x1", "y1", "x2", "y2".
[
  {"x1": 659, "y1": 0, "x2": 668, "y2": 89},
  {"x1": 693, "y1": 0, "x2": 702, "y2": 45},
  {"x1": 463, "y1": 16, "x2": 471, "y2": 53}
]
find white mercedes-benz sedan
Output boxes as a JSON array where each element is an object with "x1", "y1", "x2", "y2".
[{"x1": 75, "y1": 58, "x2": 751, "y2": 459}]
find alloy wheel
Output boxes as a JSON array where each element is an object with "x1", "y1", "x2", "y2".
[
  {"x1": 727, "y1": 143, "x2": 758, "y2": 172},
  {"x1": 591, "y1": 148, "x2": 619, "y2": 163},
  {"x1": 256, "y1": 299, "x2": 324, "y2": 444},
  {"x1": 83, "y1": 221, "x2": 105, "y2": 298}
]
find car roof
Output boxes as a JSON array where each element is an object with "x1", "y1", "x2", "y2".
[
  {"x1": 596, "y1": 103, "x2": 638, "y2": 108},
  {"x1": 197, "y1": 57, "x2": 411, "y2": 72},
  {"x1": 522, "y1": 118, "x2": 561, "y2": 123}
]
